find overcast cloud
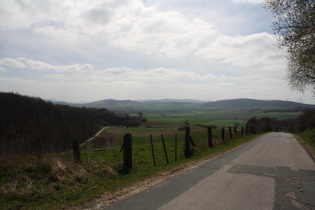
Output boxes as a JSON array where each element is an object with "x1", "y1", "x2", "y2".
[{"x1": 0, "y1": 0, "x2": 313, "y2": 104}]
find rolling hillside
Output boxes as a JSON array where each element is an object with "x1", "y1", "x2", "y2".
[
  {"x1": 202, "y1": 98, "x2": 314, "y2": 108},
  {"x1": 68, "y1": 98, "x2": 314, "y2": 111},
  {"x1": 78, "y1": 99, "x2": 144, "y2": 110},
  {"x1": 70, "y1": 99, "x2": 205, "y2": 111}
]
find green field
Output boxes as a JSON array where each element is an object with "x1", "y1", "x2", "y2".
[{"x1": 143, "y1": 107, "x2": 301, "y2": 127}]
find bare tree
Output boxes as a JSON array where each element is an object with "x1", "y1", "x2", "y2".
[{"x1": 266, "y1": 0, "x2": 315, "y2": 94}]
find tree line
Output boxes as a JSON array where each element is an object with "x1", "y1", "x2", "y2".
[
  {"x1": 0, "y1": 92, "x2": 144, "y2": 155},
  {"x1": 246, "y1": 109, "x2": 315, "y2": 133}
]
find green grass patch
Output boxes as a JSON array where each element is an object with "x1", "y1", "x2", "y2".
[
  {"x1": 297, "y1": 128, "x2": 315, "y2": 153},
  {"x1": 144, "y1": 107, "x2": 300, "y2": 127}
]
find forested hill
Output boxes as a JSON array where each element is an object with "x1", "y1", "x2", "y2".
[
  {"x1": 0, "y1": 92, "x2": 143, "y2": 154},
  {"x1": 202, "y1": 98, "x2": 314, "y2": 108}
]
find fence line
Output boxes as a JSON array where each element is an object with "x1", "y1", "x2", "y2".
[{"x1": 117, "y1": 125, "x2": 256, "y2": 172}]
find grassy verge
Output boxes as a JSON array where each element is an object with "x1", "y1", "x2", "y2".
[
  {"x1": 0, "y1": 133, "x2": 261, "y2": 210},
  {"x1": 295, "y1": 128, "x2": 315, "y2": 161}
]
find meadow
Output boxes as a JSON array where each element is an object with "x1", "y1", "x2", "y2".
[{"x1": 142, "y1": 107, "x2": 302, "y2": 127}]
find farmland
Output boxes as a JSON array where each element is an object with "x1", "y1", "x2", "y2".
[
  {"x1": 81, "y1": 105, "x2": 303, "y2": 178},
  {"x1": 142, "y1": 107, "x2": 302, "y2": 127}
]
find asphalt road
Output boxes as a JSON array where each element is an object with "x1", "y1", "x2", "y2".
[{"x1": 104, "y1": 133, "x2": 315, "y2": 210}]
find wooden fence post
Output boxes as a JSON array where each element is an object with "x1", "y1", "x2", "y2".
[
  {"x1": 161, "y1": 135, "x2": 169, "y2": 164},
  {"x1": 72, "y1": 138, "x2": 81, "y2": 163},
  {"x1": 185, "y1": 127, "x2": 191, "y2": 158},
  {"x1": 123, "y1": 133, "x2": 132, "y2": 171},
  {"x1": 149, "y1": 135, "x2": 156, "y2": 167},
  {"x1": 175, "y1": 133, "x2": 178, "y2": 161},
  {"x1": 207, "y1": 127, "x2": 213, "y2": 148},
  {"x1": 229, "y1": 127, "x2": 233, "y2": 140},
  {"x1": 221, "y1": 128, "x2": 226, "y2": 144}
]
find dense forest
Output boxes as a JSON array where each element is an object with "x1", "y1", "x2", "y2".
[{"x1": 0, "y1": 92, "x2": 144, "y2": 155}]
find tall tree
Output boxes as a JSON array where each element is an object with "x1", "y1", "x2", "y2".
[{"x1": 266, "y1": 0, "x2": 315, "y2": 94}]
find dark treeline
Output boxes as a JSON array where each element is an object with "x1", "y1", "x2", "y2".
[
  {"x1": 246, "y1": 109, "x2": 315, "y2": 133},
  {"x1": 294, "y1": 110, "x2": 315, "y2": 132},
  {"x1": 0, "y1": 92, "x2": 144, "y2": 155},
  {"x1": 263, "y1": 107, "x2": 307, "y2": 113},
  {"x1": 246, "y1": 117, "x2": 279, "y2": 133}
]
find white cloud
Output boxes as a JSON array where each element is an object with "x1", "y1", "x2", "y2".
[
  {"x1": 0, "y1": 66, "x2": 7, "y2": 72},
  {"x1": 101, "y1": 6, "x2": 218, "y2": 57},
  {"x1": 196, "y1": 32, "x2": 286, "y2": 77},
  {"x1": 1, "y1": 0, "x2": 218, "y2": 58},
  {"x1": 0, "y1": 0, "x2": 272, "y2": 66},
  {"x1": 0, "y1": 57, "x2": 26, "y2": 68},
  {"x1": 0, "y1": 0, "x2": 74, "y2": 29},
  {"x1": 0, "y1": 57, "x2": 93, "y2": 73},
  {"x1": 231, "y1": 0, "x2": 265, "y2": 4}
]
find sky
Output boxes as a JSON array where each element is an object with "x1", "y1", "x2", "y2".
[{"x1": 0, "y1": 0, "x2": 314, "y2": 104}]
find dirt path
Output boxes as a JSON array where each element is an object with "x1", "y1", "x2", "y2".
[{"x1": 80, "y1": 127, "x2": 109, "y2": 148}]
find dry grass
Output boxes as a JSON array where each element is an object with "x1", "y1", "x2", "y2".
[{"x1": 0, "y1": 154, "x2": 89, "y2": 204}]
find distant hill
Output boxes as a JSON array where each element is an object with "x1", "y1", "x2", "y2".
[
  {"x1": 202, "y1": 98, "x2": 314, "y2": 108},
  {"x1": 76, "y1": 99, "x2": 145, "y2": 110},
  {"x1": 65, "y1": 98, "x2": 314, "y2": 111},
  {"x1": 71, "y1": 99, "x2": 205, "y2": 111},
  {"x1": 139, "y1": 99, "x2": 205, "y2": 110},
  {"x1": 137, "y1": 99, "x2": 207, "y2": 103}
]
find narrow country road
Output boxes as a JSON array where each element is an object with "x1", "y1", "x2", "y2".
[{"x1": 103, "y1": 133, "x2": 315, "y2": 210}]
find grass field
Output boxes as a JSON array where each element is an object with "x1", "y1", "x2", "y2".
[{"x1": 143, "y1": 107, "x2": 301, "y2": 127}]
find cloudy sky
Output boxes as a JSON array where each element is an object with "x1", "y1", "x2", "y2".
[{"x1": 0, "y1": 0, "x2": 314, "y2": 104}]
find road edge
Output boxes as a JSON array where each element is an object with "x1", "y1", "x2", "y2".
[{"x1": 293, "y1": 133, "x2": 315, "y2": 162}]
